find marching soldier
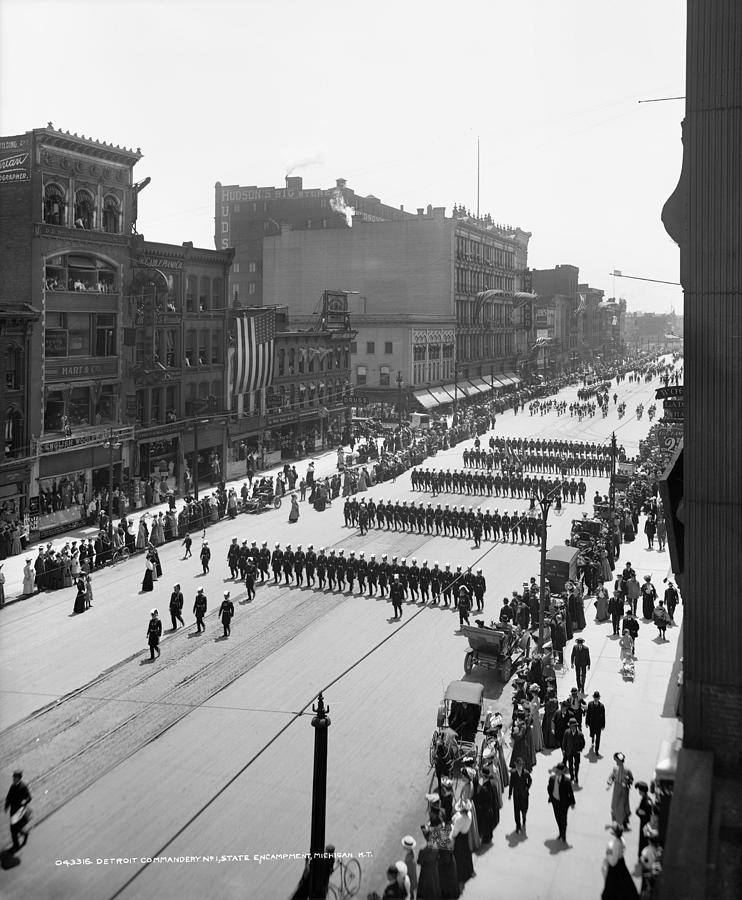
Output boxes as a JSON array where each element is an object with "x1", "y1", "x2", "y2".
[
  {"x1": 472, "y1": 568, "x2": 486, "y2": 613},
  {"x1": 408, "y1": 558, "x2": 420, "y2": 602},
  {"x1": 398, "y1": 558, "x2": 409, "y2": 599},
  {"x1": 271, "y1": 543, "x2": 283, "y2": 583},
  {"x1": 492, "y1": 509, "x2": 502, "y2": 541},
  {"x1": 346, "y1": 551, "x2": 357, "y2": 593},
  {"x1": 430, "y1": 562, "x2": 442, "y2": 604},
  {"x1": 425, "y1": 503, "x2": 435, "y2": 534},
  {"x1": 244, "y1": 554, "x2": 256, "y2": 601},
  {"x1": 326, "y1": 549, "x2": 337, "y2": 591},
  {"x1": 357, "y1": 551, "x2": 368, "y2": 594},
  {"x1": 419, "y1": 560, "x2": 431, "y2": 603},
  {"x1": 294, "y1": 544, "x2": 305, "y2": 586},
  {"x1": 501, "y1": 511, "x2": 511, "y2": 542},
  {"x1": 193, "y1": 588, "x2": 207, "y2": 633},
  {"x1": 390, "y1": 574, "x2": 405, "y2": 620},
  {"x1": 305, "y1": 545, "x2": 317, "y2": 587},
  {"x1": 441, "y1": 563, "x2": 454, "y2": 606},
  {"x1": 358, "y1": 501, "x2": 369, "y2": 536},
  {"x1": 367, "y1": 553, "x2": 379, "y2": 596},
  {"x1": 376, "y1": 499, "x2": 386, "y2": 529},
  {"x1": 335, "y1": 550, "x2": 346, "y2": 592},
  {"x1": 282, "y1": 544, "x2": 295, "y2": 585},
  {"x1": 434, "y1": 504, "x2": 444, "y2": 535},
  {"x1": 316, "y1": 548, "x2": 327, "y2": 589},
  {"x1": 378, "y1": 554, "x2": 390, "y2": 597},
  {"x1": 472, "y1": 514, "x2": 483, "y2": 548},
  {"x1": 258, "y1": 541, "x2": 271, "y2": 582}
]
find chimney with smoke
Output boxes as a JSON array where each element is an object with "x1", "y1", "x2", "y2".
[
  {"x1": 336, "y1": 178, "x2": 347, "y2": 189},
  {"x1": 330, "y1": 179, "x2": 355, "y2": 227},
  {"x1": 285, "y1": 176, "x2": 303, "y2": 191}
]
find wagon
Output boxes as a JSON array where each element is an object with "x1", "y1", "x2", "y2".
[
  {"x1": 243, "y1": 490, "x2": 282, "y2": 514},
  {"x1": 461, "y1": 623, "x2": 531, "y2": 682},
  {"x1": 545, "y1": 545, "x2": 579, "y2": 594},
  {"x1": 429, "y1": 680, "x2": 484, "y2": 774}
]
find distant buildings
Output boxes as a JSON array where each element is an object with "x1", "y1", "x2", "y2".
[{"x1": 224, "y1": 175, "x2": 533, "y2": 408}]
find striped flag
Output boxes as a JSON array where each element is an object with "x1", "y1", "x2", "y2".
[{"x1": 234, "y1": 309, "x2": 276, "y2": 394}]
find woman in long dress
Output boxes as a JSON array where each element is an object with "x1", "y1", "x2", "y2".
[
  {"x1": 451, "y1": 801, "x2": 475, "y2": 885},
  {"x1": 142, "y1": 556, "x2": 155, "y2": 592},
  {"x1": 602, "y1": 825, "x2": 639, "y2": 900},
  {"x1": 73, "y1": 578, "x2": 86, "y2": 614},
  {"x1": 607, "y1": 753, "x2": 634, "y2": 829},
  {"x1": 542, "y1": 690, "x2": 559, "y2": 748},
  {"x1": 288, "y1": 494, "x2": 300, "y2": 523},
  {"x1": 529, "y1": 692, "x2": 545, "y2": 753},
  {"x1": 510, "y1": 713, "x2": 537, "y2": 769},
  {"x1": 416, "y1": 841, "x2": 441, "y2": 899},
  {"x1": 136, "y1": 518, "x2": 149, "y2": 551},
  {"x1": 472, "y1": 770, "x2": 495, "y2": 843},
  {"x1": 424, "y1": 811, "x2": 458, "y2": 900},
  {"x1": 85, "y1": 575, "x2": 94, "y2": 609},
  {"x1": 22, "y1": 559, "x2": 36, "y2": 595}
]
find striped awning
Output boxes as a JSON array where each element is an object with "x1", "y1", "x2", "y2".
[
  {"x1": 413, "y1": 390, "x2": 438, "y2": 410},
  {"x1": 497, "y1": 372, "x2": 522, "y2": 386},
  {"x1": 457, "y1": 381, "x2": 479, "y2": 397},
  {"x1": 428, "y1": 385, "x2": 456, "y2": 404}
]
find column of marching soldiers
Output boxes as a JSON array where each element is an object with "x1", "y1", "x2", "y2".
[{"x1": 223, "y1": 436, "x2": 610, "y2": 614}]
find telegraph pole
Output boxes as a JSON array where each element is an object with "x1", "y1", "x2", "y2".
[
  {"x1": 307, "y1": 692, "x2": 331, "y2": 899},
  {"x1": 608, "y1": 431, "x2": 617, "y2": 563}
]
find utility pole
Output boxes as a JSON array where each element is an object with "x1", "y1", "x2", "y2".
[
  {"x1": 608, "y1": 431, "x2": 617, "y2": 561},
  {"x1": 531, "y1": 487, "x2": 563, "y2": 649},
  {"x1": 307, "y1": 692, "x2": 331, "y2": 899},
  {"x1": 396, "y1": 371, "x2": 403, "y2": 449}
]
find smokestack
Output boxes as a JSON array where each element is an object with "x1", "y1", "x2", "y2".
[
  {"x1": 427, "y1": 204, "x2": 433, "y2": 215},
  {"x1": 417, "y1": 208, "x2": 424, "y2": 216},
  {"x1": 285, "y1": 176, "x2": 303, "y2": 191},
  {"x1": 336, "y1": 178, "x2": 347, "y2": 189}
]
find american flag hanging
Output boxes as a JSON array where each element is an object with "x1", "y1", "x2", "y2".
[{"x1": 234, "y1": 309, "x2": 276, "y2": 394}]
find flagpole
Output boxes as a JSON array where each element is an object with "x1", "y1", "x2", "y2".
[{"x1": 476, "y1": 136, "x2": 480, "y2": 218}]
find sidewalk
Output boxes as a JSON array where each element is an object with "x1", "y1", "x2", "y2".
[
  {"x1": 392, "y1": 529, "x2": 682, "y2": 900},
  {"x1": 0, "y1": 445, "x2": 344, "y2": 606}
]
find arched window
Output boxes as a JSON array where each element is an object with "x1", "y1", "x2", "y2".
[
  {"x1": 298, "y1": 348, "x2": 305, "y2": 374},
  {"x1": 74, "y1": 189, "x2": 95, "y2": 230},
  {"x1": 102, "y1": 195, "x2": 121, "y2": 233},
  {"x1": 44, "y1": 183, "x2": 67, "y2": 225},
  {"x1": 356, "y1": 365, "x2": 367, "y2": 386},
  {"x1": 186, "y1": 276, "x2": 196, "y2": 311},
  {"x1": 288, "y1": 347, "x2": 295, "y2": 375}
]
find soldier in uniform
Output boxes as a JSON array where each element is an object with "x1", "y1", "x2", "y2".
[
  {"x1": 356, "y1": 551, "x2": 368, "y2": 594},
  {"x1": 441, "y1": 563, "x2": 453, "y2": 606},
  {"x1": 390, "y1": 574, "x2": 405, "y2": 620},
  {"x1": 346, "y1": 551, "x2": 357, "y2": 593},
  {"x1": 378, "y1": 554, "x2": 390, "y2": 597},
  {"x1": 577, "y1": 478, "x2": 586, "y2": 503},
  {"x1": 425, "y1": 503, "x2": 435, "y2": 534},
  {"x1": 367, "y1": 553, "x2": 378, "y2": 595},
  {"x1": 385, "y1": 501, "x2": 395, "y2": 530},
  {"x1": 419, "y1": 560, "x2": 431, "y2": 602},
  {"x1": 343, "y1": 497, "x2": 353, "y2": 527},
  {"x1": 335, "y1": 550, "x2": 346, "y2": 592},
  {"x1": 398, "y1": 558, "x2": 409, "y2": 599},
  {"x1": 443, "y1": 504, "x2": 452, "y2": 535},
  {"x1": 472, "y1": 513, "x2": 483, "y2": 548},
  {"x1": 472, "y1": 568, "x2": 486, "y2": 613},
  {"x1": 434, "y1": 503, "x2": 444, "y2": 535},
  {"x1": 327, "y1": 549, "x2": 337, "y2": 590},
  {"x1": 193, "y1": 588, "x2": 207, "y2": 633},
  {"x1": 293, "y1": 545, "x2": 305, "y2": 586},
  {"x1": 511, "y1": 512, "x2": 520, "y2": 543},
  {"x1": 244, "y1": 554, "x2": 257, "y2": 601},
  {"x1": 518, "y1": 514, "x2": 528, "y2": 544},
  {"x1": 258, "y1": 541, "x2": 271, "y2": 582},
  {"x1": 358, "y1": 501, "x2": 369, "y2": 536},
  {"x1": 282, "y1": 544, "x2": 295, "y2": 585},
  {"x1": 416, "y1": 502, "x2": 426, "y2": 534},
  {"x1": 305, "y1": 545, "x2": 316, "y2": 587},
  {"x1": 501, "y1": 511, "x2": 511, "y2": 542},
  {"x1": 316, "y1": 548, "x2": 327, "y2": 589},
  {"x1": 492, "y1": 509, "x2": 502, "y2": 541},
  {"x1": 271, "y1": 543, "x2": 283, "y2": 583},
  {"x1": 408, "y1": 558, "x2": 420, "y2": 602},
  {"x1": 225, "y1": 537, "x2": 239, "y2": 579},
  {"x1": 430, "y1": 562, "x2": 442, "y2": 604},
  {"x1": 376, "y1": 499, "x2": 386, "y2": 529}
]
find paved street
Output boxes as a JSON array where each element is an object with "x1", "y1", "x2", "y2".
[{"x1": 0, "y1": 365, "x2": 681, "y2": 900}]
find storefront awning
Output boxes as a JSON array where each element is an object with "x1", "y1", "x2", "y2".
[
  {"x1": 428, "y1": 385, "x2": 456, "y2": 404},
  {"x1": 498, "y1": 372, "x2": 522, "y2": 387},
  {"x1": 457, "y1": 381, "x2": 479, "y2": 397},
  {"x1": 465, "y1": 380, "x2": 487, "y2": 395},
  {"x1": 413, "y1": 389, "x2": 438, "y2": 410},
  {"x1": 470, "y1": 377, "x2": 495, "y2": 393}
]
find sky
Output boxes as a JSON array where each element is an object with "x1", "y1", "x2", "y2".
[{"x1": 0, "y1": 0, "x2": 686, "y2": 314}]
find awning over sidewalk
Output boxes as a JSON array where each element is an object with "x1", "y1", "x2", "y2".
[
  {"x1": 470, "y1": 377, "x2": 495, "y2": 393},
  {"x1": 457, "y1": 380, "x2": 480, "y2": 397},
  {"x1": 428, "y1": 385, "x2": 456, "y2": 405},
  {"x1": 497, "y1": 372, "x2": 522, "y2": 387},
  {"x1": 413, "y1": 389, "x2": 438, "y2": 410}
]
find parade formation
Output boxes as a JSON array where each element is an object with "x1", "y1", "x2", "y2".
[{"x1": 0, "y1": 351, "x2": 683, "y2": 900}]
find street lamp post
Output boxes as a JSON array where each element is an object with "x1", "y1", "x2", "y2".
[
  {"x1": 103, "y1": 427, "x2": 122, "y2": 542},
  {"x1": 608, "y1": 431, "x2": 618, "y2": 562},
  {"x1": 307, "y1": 692, "x2": 331, "y2": 899},
  {"x1": 396, "y1": 371, "x2": 403, "y2": 448},
  {"x1": 530, "y1": 488, "x2": 563, "y2": 650}
]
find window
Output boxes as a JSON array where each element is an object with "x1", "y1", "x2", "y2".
[
  {"x1": 136, "y1": 390, "x2": 146, "y2": 425},
  {"x1": 199, "y1": 276, "x2": 210, "y2": 311},
  {"x1": 212, "y1": 278, "x2": 222, "y2": 308},
  {"x1": 248, "y1": 283, "x2": 256, "y2": 295},
  {"x1": 152, "y1": 388, "x2": 162, "y2": 424},
  {"x1": 95, "y1": 385, "x2": 116, "y2": 424},
  {"x1": 233, "y1": 263, "x2": 240, "y2": 274},
  {"x1": 94, "y1": 314, "x2": 116, "y2": 356},
  {"x1": 186, "y1": 276, "x2": 196, "y2": 312},
  {"x1": 366, "y1": 341, "x2": 375, "y2": 354},
  {"x1": 67, "y1": 313, "x2": 91, "y2": 356},
  {"x1": 278, "y1": 348, "x2": 286, "y2": 377},
  {"x1": 43, "y1": 183, "x2": 66, "y2": 225},
  {"x1": 102, "y1": 196, "x2": 120, "y2": 233},
  {"x1": 4, "y1": 347, "x2": 21, "y2": 390},
  {"x1": 248, "y1": 262, "x2": 257, "y2": 273},
  {"x1": 211, "y1": 381, "x2": 221, "y2": 409},
  {"x1": 356, "y1": 365, "x2": 367, "y2": 386},
  {"x1": 298, "y1": 348, "x2": 305, "y2": 374},
  {"x1": 384, "y1": 341, "x2": 393, "y2": 354},
  {"x1": 45, "y1": 253, "x2": 116, "y2": 293},
  {"x1": 185, "y1": 329, "x2": 196, "y2": 366},
  {"x1": 379, "y1": 365, "x2": 390, "y2": 387},
  {"x1": 198, "y1": 330, "x2": 208, "y2": 365},
  {"x1": 350, "y1": 342, "x2": 357, "y2": 354},
  {"x1": 74, "y1": 190, "x2": 95, "y2": 229},
  {"x1": 68, "y1": 386, "x2": 91, "y2": 426},
  {"x1": 211, "y1": 330, "x2": 221, "y2": 364},
  {"x1": 165, "y1": 386, "x2": 177, "y2": 421}
]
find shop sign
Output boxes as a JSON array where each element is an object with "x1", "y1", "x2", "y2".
[
  {"x1": 136, "y1": 255, "x2": 184, "y2": 271},
  {"x1": 45, "y1": 329, "x2": 69, "y2": 357},
  {"x1": 45, "y1": 358, "x2": 118, "y2": 380},
  {"x1": 662, "y1": 398, "x2": 684, "y2": 411},
  {"x1": 37, "y1": 425, "x2": 134, "y2": 455},
  {"x1": 137, "y1": 425, "x2": 182, "y2": 441},
  {"x1": 655, "y1": 385, "x2": 683, "y2": 400},
  {"x1": 29, "y1": 496, "x2": 41, "y2": 515},
  {"x1": 616, "y1": 461, "x2": 636, "y2": 476},
  {"x1": 0, "y1": 135, "x2": 30, "y2": 184},
  {"x1": 662, "y1": 409, "x2": 684, "y2": 422},
  {"x1": 266, "y1": 408, "x2": 319, "y2": 427},
  {"x1": 656, "y1": 428, "x2": 682, "y2": 454}
]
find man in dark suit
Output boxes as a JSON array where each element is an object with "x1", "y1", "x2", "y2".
[
  {"x1": 390, "y1": 575, "x2": 404, "y2": 620},
  {"x1": 585, "y1": 690, "x2": 606, "y2": 755},
  {"x1": 561, "y1": 717, "x2": 586, "y2": 784},
  {"x1": 570, "y1": 637, "x2": 591, "y2": 692},
  {"x1": 547, "y1": 761, "x2": 576, "y2": 842},
  {"x1": 508, "y1": 757, "x2": 532, "y2": 833}
]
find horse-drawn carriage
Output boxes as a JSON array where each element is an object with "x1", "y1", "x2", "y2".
[
  {"x1": 461, "y1": 623, "x2": 531, "y2": 682},
  {"x1": 429, "y1": 681, "x2": 484, "y2": 779},
  {"x1": 242, "y1": 489, "x2": 282, "y2": 514}
]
